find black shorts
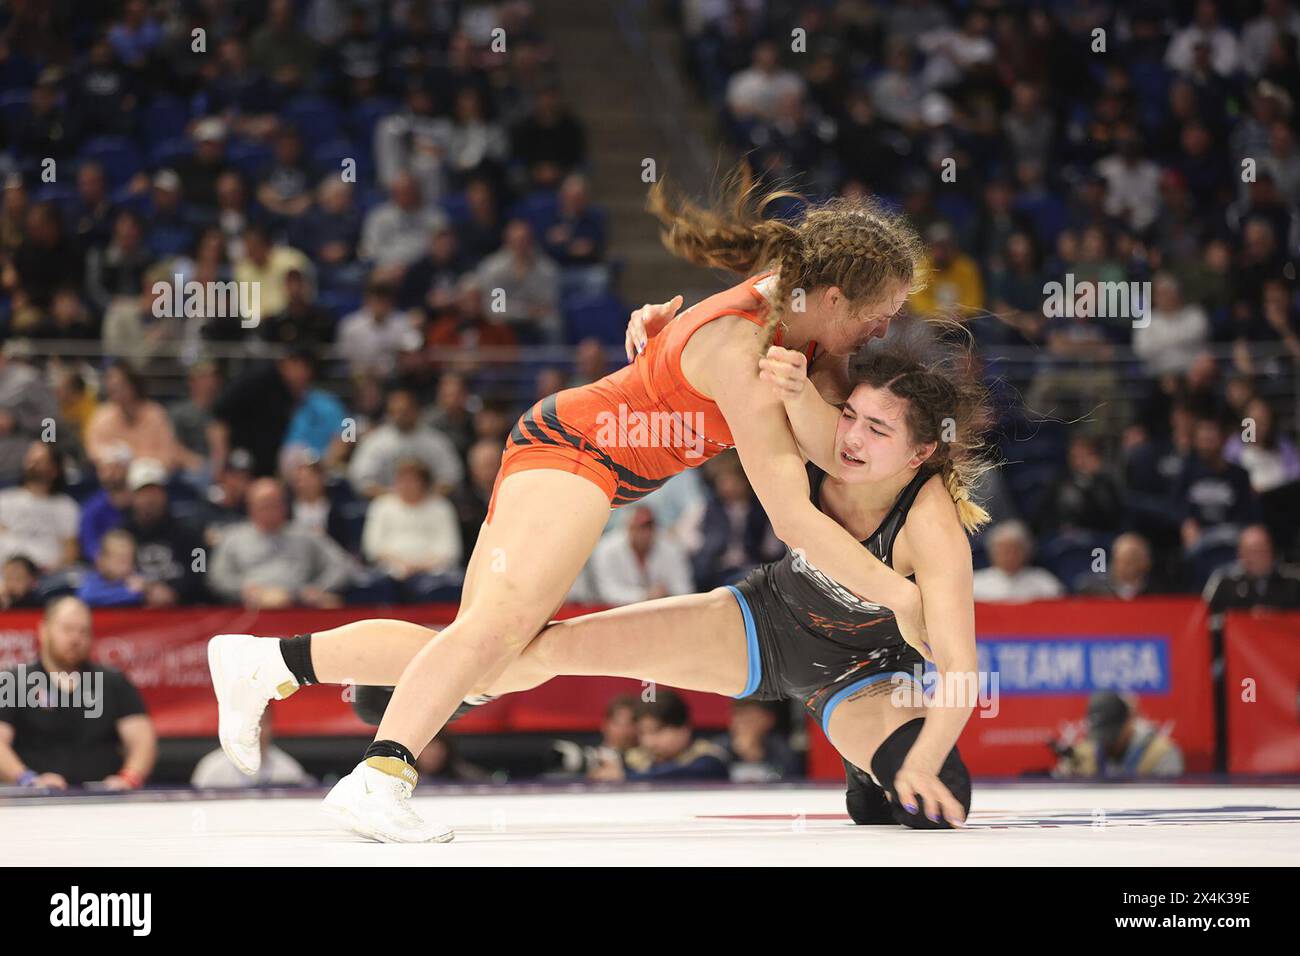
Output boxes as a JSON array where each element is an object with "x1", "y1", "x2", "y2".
[{"x1": 726, "y1": 565, "x2": 925, "y2": 735}]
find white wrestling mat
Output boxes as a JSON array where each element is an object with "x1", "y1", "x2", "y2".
[{"x1": 3, "y1": 782, "x2": 1299, "y2": 866}]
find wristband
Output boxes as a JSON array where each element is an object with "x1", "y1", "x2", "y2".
[
  {"x1": 17, "y1": 769, "x2": 37, "y2": 787},
  {"x1": 117, "y1": 768, "x2": 144, "y2": 789}
]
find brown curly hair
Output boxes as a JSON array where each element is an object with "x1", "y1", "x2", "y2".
[
  {"x1": 647, "y1": 164, "x2": 926, "y2": 350},
  {"x1": 847, "y1": 315, "x2": 994, "y2": 533}
]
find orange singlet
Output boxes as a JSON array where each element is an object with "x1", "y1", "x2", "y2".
[{"x1": 487, "y1": 273, "x2": 818, "y2": 521}]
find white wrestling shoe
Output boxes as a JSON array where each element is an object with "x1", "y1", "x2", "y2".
[
  {"x1": 322, "y1": 758, "x2": 454, "y2": 844},
  {"x1": 207, "y1": 634, "x2": 299, "y2": 776}
]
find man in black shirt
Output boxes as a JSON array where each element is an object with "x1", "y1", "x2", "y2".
[
  {"x1": 210, "y1": 352, "x2": 314, "y2": 477},
  {"x1": 1204, "y1": 525, "x2": 1300, "y2": 615},
  {"x1": 0, "y1": 596, "x2": 156, "y2": 789}
]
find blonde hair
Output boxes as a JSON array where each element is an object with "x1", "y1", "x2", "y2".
[{"x1": 647, "y1": 164, "x2": 926, "y2": 349}]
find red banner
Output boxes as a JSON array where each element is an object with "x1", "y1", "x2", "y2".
[
  {"x1": 1224, "y1": 611, "x2": 1300, "y2": 774},
  {"x1": 805, "y1": 598, "x2": 1214, "y2": 779},
  {"x1": 0, "y1": 605, "x2": 734, "y2": 737}
]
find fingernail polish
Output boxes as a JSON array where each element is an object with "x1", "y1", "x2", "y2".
[{"x1": 904, "y1": 802, "x2": 917, "y2": 814}]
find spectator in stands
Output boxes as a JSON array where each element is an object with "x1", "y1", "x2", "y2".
[
  {"x1": 233, "y1": 224, "x2": 313, "y2": 323},
  {"x1": 168, "y1": 360, "x2": 221, "y2": 463},
  {"x1": 720, "y1": 700, "x2": 800, "y2": 783},
  {"x1": 1225, "y1": 396, "x2": 1300, "y2": 494},
  {"x1": 192, "y1": 712, "x2": 313, "y2": 789},
  {"x1": 374, "y1": 79, "x2": 450, "y2": 202},
  {"x1": 210, "y1": 352, "x2": 316, "y2": 477},
  {"x1": 210, "y1": 477, "x2": 355, "y2": 609},
  {"x1": 0, "y1": 442, "x2": 79, "y2": 573},
  {"x1": 1133, "y1": 273, "x2": 1210, "y2": 377},
  {"x1": 453, "y1": 438, "x2": 502, "y2": 553},
  {"x1": 424, "y1": 277, "x2": 518, "y2": 356},
  {"x1": 688, "y1": 453, "x2": 781, "y2": 589},
  {"x1": 415, "y1": 732, "x2": 493, "y2": 783},
  {"x1": 542, "y1": 173, "x2": 606, "y2": 266},
  {"x1": 1075, "y1": 532, "x2": 1157, "y2": 598},
  {"x1": 85, "y1": 361, "x2": 197, "y2": 473},
  {"x1": 248, "y1": 0, "x2": 320, "y2": 96},
  {"x1": 909, "y1": 221, "x2": 984, "y2": 318},
  {"x1": 453, "y1": 176, "x2": 502, "y2": 260},
  {"x1": 4, "y1": 202, "x2": 80, "y2": 309},
  {"x1": 0, "y1": 346, "x2": 58, "y2": 484},
  {"x1": 360, "y1": 170, "x2": 447, "y2": 279},
  {"x1": 348, "y1": 385, "x2": 463, "y2": 498},
  {"x1": 362, "y1": 458, "x2": 463, "y2": 597},
  {"x1": 0, "y1": 596, "x2": 156, "y2": 790},
  {"x1": 1034, "y1": 434, "x2": 1124, "y2": 537},
  {"x1": 1053, "y1": 691, "x2": 1183, "y2": 778},
  {"x1": 569, "y1": 337, "x2": 608, "y2": 387},
  {"x1": 294, "y1": 178, "x2": 362, "y2": 281},
  {"x1": 399, "y1": 225, "x2": 466, "y2": 313},
  {"x1": 972, "y1": 520, "x2": 1065, "y2": 602},
  {"x1": 200, "y1": 448, "x2": 255, "y2": 548},
  {"x1": 77, "y1": 529, "x2": 146, "y2": 608},
  {"x1": 144, "y1": 168, "x2": 199, "y2": 259},
  {"x1": 281, "y1": 377, "x2": 349, "y2": 477},
  {"x1": 474, "y1": 219, "x2": 561, "y2": 343},
  {"x1": 175, "y1": 117, "x2": 231, "y2": 210},
  {"x1": 589, "y1": 506, "x2": 693, "y2": 606},
  {"x1": 65, "y1": 159, "x2": 109, "y2": 236},
  {"x1": 337, "y1": 280, "x2": 421, "y2": 378},
  {"x1": 1165, "y1": 0, "x2": 1240, "y2": 77},
  {"x1": 726, "y1": 39, "x2": 804, "y2": 123},
  {"x1": 256, "y1": 126, "x2": 315, "y2": 223},
  {"x1": 0, "y1": 555, "x2": 42, "y2": 609},
  {"x1": 286, "y1": 452, "x2": 349, "y2": 548},
  {"x1": 423, "y1": 371, "x2": 475, "y2": 457},
  {"x1": 260, "y1": 270, "x2": 336, "y2": 353},
  {"x1": 78, "y1": 443, "x2": 133, "y2": 559},
  {"x1": 444, "y1": 86, "x2": 508, "y2": 188},
  {"x1": 1204, "y1": 524, "x2": 1300, "y2": 614},
  {"x1": 15, "y1": 68, "x2": 80, "y2": 165},
  {"x1": 85, "y1": 210, "x2": 153, "y2": 313},
  {"x1": 590, "y1": 691, "x2": 730, "y2": 782},
  {"x1": 1179, "y1": 413, "x2": 1260, "y2": 554},
  {"x1": 510, "y1": 84, "x2": 586, "y2": 188},
  {"x1": 121, "y1": 458, "x2": 207, "y2": 606}
]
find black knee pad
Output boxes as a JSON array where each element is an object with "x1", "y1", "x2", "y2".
[
  {"x1": 351, "y1": 685, "x2": 394, "y2": 725},
  {"x1": 869, "y1": 717, "x2": 972, "y2": 830}
]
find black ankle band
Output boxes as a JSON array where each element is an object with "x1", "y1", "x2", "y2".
[
  {"x1": 364, "y1": 740, "x2": 417, "y2": 766},
  {"x1": 279, "y1": 634, "x2": 318, "y2": 686}
]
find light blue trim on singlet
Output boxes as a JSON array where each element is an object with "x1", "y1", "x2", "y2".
[
  {"x1": 821, "y1": 670, "x2": 923, "y2": 737},
  {"x1": 724, "y1": 585, "x2": 761, "y2": 698}
]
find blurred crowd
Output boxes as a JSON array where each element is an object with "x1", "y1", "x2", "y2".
[
  {"x1": 673, "y1": 0, "x2": 1300, "y2": 603},
  {"x1": 1, "y1": 0, "x2": 1299, "y2": 619}
]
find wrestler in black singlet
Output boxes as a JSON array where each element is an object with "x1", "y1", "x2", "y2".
[{"x1": 726, "y1": 464, "x2": 932, "y2": 734}]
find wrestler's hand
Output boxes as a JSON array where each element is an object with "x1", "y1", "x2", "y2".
[
  {"x1": 891, "y1": 762, "x2": 966, "y2": 827},
  {"x1": 625, "y1": 295, "x2": 684, "y2": 361},
  {"x1": 757, "y1": 345, "x2": 808, "y2": 400}
]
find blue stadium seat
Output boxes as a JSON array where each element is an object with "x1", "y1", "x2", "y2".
[
  {"x1": 139, "y1": 95, "x2": 190, "y2": 148},
  {"x1": 79, "y1": 136, "x2": 143, "y2": 188},
  {"x1": 564, "y1": 292, "x2": 626, "y2": 346},
  {"x1": 226, "y1": 139, "x2": 274, "y2": 179},
  {"x1": 150, "y1": 136, "x2": 193, "y2": 169},
  {"x1": 282, "y1": 96, "x2": 342, "y2": 146},
  {"x1": 0, "y1": 89, "x2": 30, "y2": 134}
]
